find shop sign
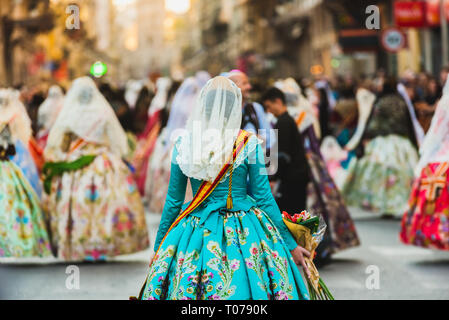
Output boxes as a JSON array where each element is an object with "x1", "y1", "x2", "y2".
[
  {"x1": 394, "y1": 1, "x2": 426, "y2": 28},
  {"x1": 426, "y1": 0, "x2": 449, "y2": 26}
]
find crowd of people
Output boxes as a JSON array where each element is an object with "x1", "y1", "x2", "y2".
[{"x1": 0, "y1": 64, "x2": 448, "y2": 299}]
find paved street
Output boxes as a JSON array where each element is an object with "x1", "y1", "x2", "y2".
[{"x1": 1, "y1": 208, "x2": 448, "y2": 300}]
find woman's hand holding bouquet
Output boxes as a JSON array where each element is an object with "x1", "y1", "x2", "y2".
[{"x1": 283, "y1": 210, "x2": 334, "y2": 300}]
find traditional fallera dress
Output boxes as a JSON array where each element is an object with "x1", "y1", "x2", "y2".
[
  {"x1": 139, "y1": 76, "x2": 310, "y2": 300},
  {"x1": 141, "y1": 134, "x2": 309, "y2": 300},
  {"x1": 43, "y1": 77, "x2": 149, "y2": 261},
  {"x1": 400, "y1": 82, "x2": 449, "y2": 250},
  {"x1": 342, "y1": 92, "x2": 419, "y2": 216},
  {"x1": 0, "y1": 89, "x2": 52, "y2": 258},
  {"x1": 2, "y1": 90, "x2": 44, "y2": 198}
]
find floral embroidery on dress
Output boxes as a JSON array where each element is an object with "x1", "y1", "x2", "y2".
[
  {"x1": 245, "y1": 242, "x2": 268, "y2": 293},
  {"x1": 169, "y1": 249, "x2": 200, "y2": 300},
  {"x1": 260, "y1": 241, "x2": 294, "y2": 300},
  {"x1": 206, "y1": 241, "x2": 240, "y2": 299},
  {"x1": 142, "y1": 245, "x2": 175, "y2": 299}
]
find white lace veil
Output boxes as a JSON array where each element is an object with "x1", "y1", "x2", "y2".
[
  {"x1": 176, "y1": 76, "x2": 243, "y2": 182},
  {"x1": 45, "y1": 76, "x2": 129, "y2": 160},
  {"x1": 345, "y1": 88, "x2": 376, "y2": 151},
  {"x1": 148, "y1": 77, "x2": 172, "y2": 117},
  {"x1": 164, "y1": 71, "x2": 211, "y2": 150},
  {"x1": 274, "y1": 78, "x2": 320, "y2": 135},
  {"x1": 125, "y1": 79, "x2": 144, "y2": 109},
  {"x1": 0, "y1": 88, "x2": 32, "y2": 145},
  {"x1": 414, "y1": 78, "x2": 449, "y2": 176},
  {"x1": 37, "y1": 85, "x2": 64, "y2": 132},
  {"x1": 397, "y1": 82, "x2": 425, "y2": 147}
]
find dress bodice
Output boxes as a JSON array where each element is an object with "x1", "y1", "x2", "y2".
[
  {"x1": 190, "y1": 160, "x2": 250, "y2": 202},
  {"x1": 153, "y1": 134, "x2": 299, "y2": 252}
]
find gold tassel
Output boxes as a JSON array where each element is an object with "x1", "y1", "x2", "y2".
[{"x1": 226, "y1": 194, "x2": 233, "y2": 209}]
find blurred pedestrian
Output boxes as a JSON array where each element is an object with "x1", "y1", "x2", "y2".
[
  {"x1": 331, "y1": 83, "x2": 358, "y2": 147},
  {"x1": 6, "y1": 89, "x2": 43, "y2": 197},
  {"x1": 145, "y1": 71, "x2": 210, "y2": 214},
  {"x1": 342, "y1": 77, "x2": 419, "y2": 217},
  {"x1": 400, "y1": 78, "x2": 449, "y2": 251},
  {"x1": 0, "y1": 88, "x2": 52, "y2": 258},
  {"x1": 227, "y1": 70, "x2": 276, "y2": 153},
  {"x1": 133, "y1": 84, "x2": 154, "y2": 135},
  {"x1": 132, "y1": 77, "x2": 172, "y2": 195},
  {"x1": 43, "y1": 77, "x2": 149, "y2": 261},
  {"x1": 262, "y1": 87, "x2": 309, "y2": 214},
  {"x1": 36, "y1": 85, "x2": 64, "y2": 149},
  {"x1": 273, "y1": 79, "x2": 360, "y2": 266}
]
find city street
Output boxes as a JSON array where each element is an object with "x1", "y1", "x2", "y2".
[
  {"x1": 1, "y1": 208, "x2": 448, "y2": 300},
  {"x1": 2, "y1": 0, "x2": 449, "y2": 304}
]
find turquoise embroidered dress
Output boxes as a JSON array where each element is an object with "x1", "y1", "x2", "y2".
[{"x1": 141, "y1": 135, "x2": 309, "y2": 300}]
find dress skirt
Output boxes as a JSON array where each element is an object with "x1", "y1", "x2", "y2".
[
  {"x1": 0, "y1": 160, "x2": 52, "y2": 257},
  {"x1": 400, "y1": 162, "x2": 449, "y2": 250},
  {"x1": 303, "y1": 126, "x2": 359, "y2": 259},
  {"x1": 141, "y1": 207, "x2": 309, "y2": 300},
  {"x1": 44, "y1": 150, "x2": 149, "y2": 261},
  {"x1": 11, "y1": 139, "x2": 43, "y2": 199},
  {"x1": 342, "y1": 134, "x2": 418, "y2": 216}
]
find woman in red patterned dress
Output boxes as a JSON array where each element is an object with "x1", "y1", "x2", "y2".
[{"x1": 400, "y1": 80, "x2": 449, "y2": 250}]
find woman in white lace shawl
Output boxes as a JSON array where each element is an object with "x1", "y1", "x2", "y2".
[{"x1": 43, "y1": 76, "x2": 149, "y2": 261}]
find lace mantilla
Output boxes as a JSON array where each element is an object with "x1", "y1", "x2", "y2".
[{"x1": 175, "y1": 134, "x2": 263, "y2": 182}]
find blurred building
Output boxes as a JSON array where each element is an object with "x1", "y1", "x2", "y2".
[
  {"x1": 393, "y1": 0, "x2": 449, "y2": 77},
  {"x1": 173, "y1": 0, "x2": 449, "y2": 81},
  {"x1": 176, "y1": 0, "x2": 385, "y2": 79},
  {"x1": 115, "y1": 0, "x2": 170, "y2": 82},
  {"x1": 0, "y1": 0, "x2": 54, "y2": 87},
  {"x1": 0, "y1": 0, "x2": 133, "y2": 87}
]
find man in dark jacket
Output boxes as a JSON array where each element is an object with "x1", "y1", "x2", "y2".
[{"x1": 262, "y1": 87, "x2": 310, "y2": 213}]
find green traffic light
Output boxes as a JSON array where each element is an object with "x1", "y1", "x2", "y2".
[{"x1": 90, "y1": 61, "x2": 107, "y2": 78}]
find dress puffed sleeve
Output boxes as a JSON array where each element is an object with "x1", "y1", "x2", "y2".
[
  {"x1": 247, "y1": 139, "x2": 298, "y2": 251},
  {"x1": 153, "y1": 145, "x2": 188, "y2": 251}
]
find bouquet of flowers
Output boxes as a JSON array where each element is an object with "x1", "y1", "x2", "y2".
[{"x1": 282, "y1": 210, "x2": 334, "y2": 300}]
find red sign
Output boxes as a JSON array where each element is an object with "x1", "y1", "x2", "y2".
[
  {"x1": 426, "y1": 0, "x2": 449, "y2": 26},
  {"x1": 394, "y1": 1, "x2": 426, "y2": 28}
]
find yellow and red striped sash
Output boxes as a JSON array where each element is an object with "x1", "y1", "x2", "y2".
[{"x1": 153, "y1": 130, "x2": 251, "y2": 259}]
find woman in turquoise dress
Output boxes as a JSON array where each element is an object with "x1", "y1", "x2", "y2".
[{"x1": 139, "y1": 76, "x2": 311, "y2": 300}]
